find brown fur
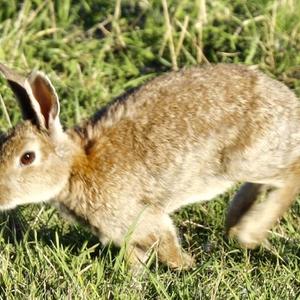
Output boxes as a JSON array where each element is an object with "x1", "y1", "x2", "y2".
[{"x1": 0, "y1": 63, "x2": 300, "y2": 271}]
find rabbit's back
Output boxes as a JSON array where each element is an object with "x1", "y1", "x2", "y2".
[
  {"x1": 86, "y1": 64, "x2": 298, "y2": 141},
  {"x1": 78, "y1": 63, "x2": 300, "y2": 167}
]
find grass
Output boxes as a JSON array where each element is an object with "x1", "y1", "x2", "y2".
[{"x1": 0, "y1": 0, "x2": 299, "y2": 298}]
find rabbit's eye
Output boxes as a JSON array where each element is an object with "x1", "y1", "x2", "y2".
[{"x1": 20, "y1": 151, "x2": 36, "y2": 166}]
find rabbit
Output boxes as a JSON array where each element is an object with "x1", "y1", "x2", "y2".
[
  {"x1": 225, "y1": 182, "x2": 263, "y2": 233},
  {"x1": 0, "y1": 62, "x2": 299, "y2": 272}
]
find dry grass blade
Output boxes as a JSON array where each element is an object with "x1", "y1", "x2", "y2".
[
  {"x1": 48, "y1": 0, "x2": 57, "y2": 39},
  {"x1": 32, "y1": 28, "x2": 60, "y2": 40},
  {"x1": 195, "y1": 0, "x2": 207, "y2": 64},
  {"x1": 161, "y1": 0, "x2": 178, "y2": 71},
  {"x1": 113, "y1": 0, "x2": 125, "y2": 48},
  {"x1": 0, "y1": 93, "x2": 12, "y2": 128},
  {"x1": 175, "y1": 16, "x2": 190, "y2": 58}
]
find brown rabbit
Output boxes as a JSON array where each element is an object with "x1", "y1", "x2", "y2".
[{"x1": 0, "y1": 63, "x2": 299, "y2": 271}]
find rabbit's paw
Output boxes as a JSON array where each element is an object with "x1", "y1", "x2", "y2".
[
  {"x1": 169, "y1": 252, "x2": 196, "y2": 270},
  {"x1": 229, "y1": 218, "x2": 268, "y2": 249}
]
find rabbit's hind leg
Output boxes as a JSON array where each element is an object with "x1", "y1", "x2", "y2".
[
  {"x1": 225, "y1": 182, "x2": 263, "y2": 234},
  {"x1": 229, "y1": 177, "x2": 300, "y2": 248}
]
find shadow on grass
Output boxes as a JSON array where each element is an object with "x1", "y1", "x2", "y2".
[
  {"x1": 0, "y1": 208, "x2": 120, "y2": 261},
  {"x1": 0, "y1": 207, "x2": 298, "y2": 274},
  {"x1": 0, "y1": 209, "x2": 28, "y2": 242}
]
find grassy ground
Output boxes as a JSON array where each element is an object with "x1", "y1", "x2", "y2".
[{"x1": 0, "y1": 0, "x2": 299, "y2": 299}]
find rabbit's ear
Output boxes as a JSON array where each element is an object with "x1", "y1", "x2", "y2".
[
  {"x1": 0, "y1": 63, "x2": 41, "y2": 126},
  {"x1": 26, "y1": 71, "x2": 63, "y2": 136},
  {"x1": 0, "y1": 63, "x2": 63, "y2": 137}
]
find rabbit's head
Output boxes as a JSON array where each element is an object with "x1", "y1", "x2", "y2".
[{"x1": 0, "y1": 64, "x2": 73, "y2": 210}]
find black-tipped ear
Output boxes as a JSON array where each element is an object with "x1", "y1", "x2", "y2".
[
  {"x1": 0, "y1": 63, "x2": 41, "y2": 126},
  {"x1": 0, "y1": 63, "x2": 25, "y2": 85},
  {"x1": 0, "y1": 63, "x2": 63, "y2": 137}
]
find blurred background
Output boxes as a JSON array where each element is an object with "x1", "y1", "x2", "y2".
[{"x1": 0, "y1": 0, "x2": 299, "y2": 128}]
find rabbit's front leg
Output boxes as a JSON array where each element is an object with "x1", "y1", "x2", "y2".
[
  {"x1": 125, "y1": 213, "x2": 195, "y2": 271},
  {"x1": 156, "y1": 227, "x2": 195, "y2": 270},
  {"x1": 229, "y1": 177, "x2": 300, "y2": 248}
]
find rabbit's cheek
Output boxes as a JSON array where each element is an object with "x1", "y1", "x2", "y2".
[
  {"x1": 14, "y1": 178, "x2": 64, "y2": 205},
  {"x1": 0, "y1": 183, "x2": 16, "y2": 210},
  {"x1": 1, "y1": 163, "x2": 68, "y2": 207}
]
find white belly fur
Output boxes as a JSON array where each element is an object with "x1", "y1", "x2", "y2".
[{"x1": 166, "y1": 179, "x2": 234, "y2": 213}]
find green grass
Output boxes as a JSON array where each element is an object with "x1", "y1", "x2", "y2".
[{"x1": 0, "y1": 0, "x2": 299, "y2": 298}]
